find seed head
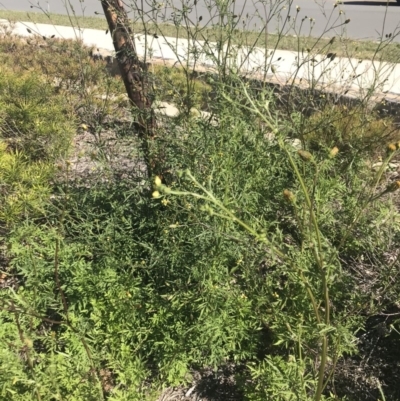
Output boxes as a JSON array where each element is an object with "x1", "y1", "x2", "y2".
[
  {"x1": 385, "y1": 181, "x2": 400, "y2": 193},
  {"x1": 297, "y1": 149, "x2": 313, "y2": 162},
  {"x1": 329, "y1": 146, "x2": 339, "y2": 158},
  {"x1": 283, "y1": 189, "x2": 295, "y2": 202},
  {"x1": 387, "y1": 143, "x2": 397, "y2": 152}
]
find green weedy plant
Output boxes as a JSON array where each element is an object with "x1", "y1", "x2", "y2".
[
  {"x1": 0, "y1": 141, "x2": 51, "y2": 228},
  {"x1": 1, "y1": 81, "x2": 400, "y2": 400},
  {"x1": 0, "y1": 224, "x2": 108, "y2": 401},
  {"x1": 0, "y1": 68, "x2": 75, "y2": 161},
  {"x1": 300, "y1": 105, "x2": 400, "y2": 160},
  {"x1": 152, "y1": 64, "x2": 212, "y2": 112},
  {"x1": 152, "y1": 82, "x2": 400, "y2": 400},
  {"x1": 1, "y1": 1, "x2": 400, "y2": 399}
]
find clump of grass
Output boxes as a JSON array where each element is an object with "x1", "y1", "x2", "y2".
[
  {"x1": 303, "y1": 105, "x2": 400, "y2": 157},
  {"x1": 0, "y1": 10, "x2": 109, "y2": 30},
  {"x1": 0, "y1": 35, "x2": 115, "y2": 90},
  {"x1": 0, "y1": 68, "x2": 76, "y2": 161},
  {"x1": 0, "y1": 141, "x2": 51, "y2": 227},
  {"x1": 152, "y1": 64, "x2": 212, "y2": 110}
]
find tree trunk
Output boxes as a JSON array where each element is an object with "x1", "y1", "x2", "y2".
[
  {"x1": 100, "y1": 0, "x2": 156, "y2": 137},
  {"x1": 100, "y1": 0, "x2": 164, "y2": 179}
]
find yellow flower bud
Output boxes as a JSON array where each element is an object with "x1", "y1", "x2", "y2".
[
  {"x1": 387, "y1": 143, "x2": 397, "y2": 152},
  {"x1": 297, "y1": 149, "x2": 312, "y2": 162},
  {"x1": 329, "y1": 146, "x2": 339, "y2": 158},
  {"x1": 154, "y1": 176, "x2": 162, "y2": 187},
  {"x1": 152, "y1": 191, "x2": 160, "y2": 198}
]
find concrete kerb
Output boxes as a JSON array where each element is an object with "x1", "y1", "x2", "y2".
[{"x1": 2, "y1": 19, "x2": 400, "y2": 119}]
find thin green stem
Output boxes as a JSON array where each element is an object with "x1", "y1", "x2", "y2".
[{"x1": 167, "y1": 174, "x2": 286, "y2": 260}]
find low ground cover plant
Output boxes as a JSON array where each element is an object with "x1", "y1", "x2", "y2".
[
  {"x1": 0, "y1": 68, "x2": 76, "y2": 161},
  {"x1": 0, "y1": 3, "x2": 400, "y2": 400}
]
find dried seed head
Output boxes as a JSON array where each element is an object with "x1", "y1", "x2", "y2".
[
  {"x1": 329, "y1": 146, "x2": 339, "y2": 158},
  {"x1": 297, "y1": 149, "x2": 312, "y2": 162},
  {"x1": 283, "y1": 189, "x2": 295, "y2": 202},
  {"x1": 386, "y1": 181, "x2": 400, "y2": 193}
]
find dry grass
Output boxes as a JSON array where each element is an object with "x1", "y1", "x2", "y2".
[{"x1": 0, "y1": 10, "x2": 109, "y2": 30}]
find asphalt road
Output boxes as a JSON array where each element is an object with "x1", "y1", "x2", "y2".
[{"x1": 1, "y1": 0, "x2": 400, "y2": 42}]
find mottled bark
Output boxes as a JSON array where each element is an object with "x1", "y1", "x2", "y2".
[
  {"x1": 100, "y1": 0, "x2": 164, "y2": 179},
  {"x1": 100, "y1": 0, "x2": 156, "y2": 137}
]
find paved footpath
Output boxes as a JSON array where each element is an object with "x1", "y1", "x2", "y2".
[{"x1": 2, "y1": 19, "x2": 400, "y2": 105}]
